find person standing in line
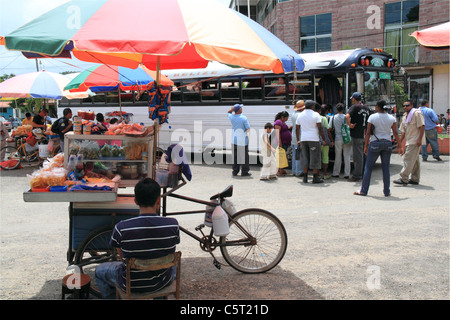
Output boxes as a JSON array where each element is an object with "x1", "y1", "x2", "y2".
[
  {"x1": 346, "y1": 92, "x2": 369, "y2": 182},
  {"x1": 354, "y1": 100, "x2": 402, "y2": 197},
  {"x1": 260, "y1": 123, "x2": 277, "y2": 181},
  {"x1": 295, "y1": 100, "x2": 327, "y2": 184},
  {"x1": 274, "y1": 110, "x2": 292, "y2": 176},
  {"x1": 291, "y1": 100, "x2": 305, "y2": 177},
  {"x1": 318, "y1": 74, "x2": 342, "y2": 115},
  {"x1": 420, "y1": 100, "x2": 442, "y2": 161},
  {"x1": 394, "y1": 100, "x2": 425, "y2": 185},
  {"x1": 228, "y1": 104, "x2": 251, "y2": 177},
  {"x1": 331, "y1": 103, "x2": 352, "y2": 179},
  {"x1": 316, "y1": 104, "x2": 334, "y2": 179}
]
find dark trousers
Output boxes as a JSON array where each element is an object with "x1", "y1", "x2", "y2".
[{"x1": 232, "y1": 144, "x2": 249, "y2": 175}]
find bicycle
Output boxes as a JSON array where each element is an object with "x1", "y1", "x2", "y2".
[
  {"x1": 0, "y1": 134, "x2": 61, "y2": 170},
  {"x1": 73, "y1": 183, "x2": 288, "y2": 298}
]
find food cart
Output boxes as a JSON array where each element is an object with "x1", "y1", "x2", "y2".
[{"x1": 23, "y1": 121, "x2": 158, "y2": 264}]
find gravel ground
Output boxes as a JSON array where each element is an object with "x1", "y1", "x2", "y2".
[{"x1": 0, "y1": 153, "x2": 449, "y2": 300}]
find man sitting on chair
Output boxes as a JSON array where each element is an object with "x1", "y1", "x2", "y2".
[{"x1": 95, "y1": 178, "x2": 180, "y2": 299}]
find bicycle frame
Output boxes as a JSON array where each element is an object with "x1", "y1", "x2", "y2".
[{"x1": 160, "y1": 179, "x2": 255, "y2": 248}]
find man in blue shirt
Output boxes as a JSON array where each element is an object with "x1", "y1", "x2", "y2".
[
  {"x1": 228, "y1": 104, "x2": 251, "y2": 176},
  {"x1": 95, "y1": 178, "x2": 180, "y2": 299},
  {"x1": 420, "y1": 100, "x2": 442, "y2": 161}
]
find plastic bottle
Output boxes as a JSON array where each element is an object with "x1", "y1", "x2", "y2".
[
  {"x1": 204, "y1": 200, "x2": 218, "y2": 227},
  {"x1": 221, "y1": 199, "x2": 236, "y2": 215},
  {"x1": 212, "y1": 206, "x2": 230, "y2": 236},
  {"x1": 67, "y1": 154, "x2": 76, "y2": 172}
]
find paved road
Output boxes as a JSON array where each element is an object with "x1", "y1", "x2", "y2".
[{"x1": 0, "y1": 153, "x2": 448, "y2": 300}]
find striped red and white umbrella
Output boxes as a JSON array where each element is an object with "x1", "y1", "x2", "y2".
[{"x1": 2, "y1": 0, "x2": 304, "y2": 74}]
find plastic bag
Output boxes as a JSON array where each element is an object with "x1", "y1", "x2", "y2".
[{"x1": 275, "y1": 147, "x2": 288, "y2": 168}]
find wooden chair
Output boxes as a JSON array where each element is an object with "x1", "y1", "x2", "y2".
[{"x1": 116, "y1": 251, "x2": 181, "y2": 300}]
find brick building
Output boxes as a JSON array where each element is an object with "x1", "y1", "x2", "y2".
[{"x1": 231, "y1": 0, "x2": 449, "y2": 114}]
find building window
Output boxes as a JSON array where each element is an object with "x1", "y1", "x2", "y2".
[
  {"x1": 300, "y1": 13, "x2": 332, "y2": 53},
  {"x1": 384, "y1": 0, "x2": 420, "y2": 65}
]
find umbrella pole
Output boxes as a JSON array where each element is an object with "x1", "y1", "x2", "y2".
[
  {"x1": 156, "y1": 56, "x2": 161, "y2": 86},
  {"x1": 118, "y1": 89, "x2": 123, "y2": 121}
]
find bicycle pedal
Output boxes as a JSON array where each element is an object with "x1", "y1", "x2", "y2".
[
  {"x1": 195, "y1": 224, "x2": 205, "y2": 231},
  {"x1": 213, "y1": 259, "x2": 221, "y2": 270}
]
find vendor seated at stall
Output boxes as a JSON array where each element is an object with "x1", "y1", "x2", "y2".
[{"x1": 95, "y1": 178, "x2": 180, "y2": 299}]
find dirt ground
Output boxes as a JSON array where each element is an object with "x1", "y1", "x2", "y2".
[{"x1": 0, "y1": 153, "x2": 449, "y2": 300}]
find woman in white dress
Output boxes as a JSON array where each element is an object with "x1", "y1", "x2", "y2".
[{"x1": 260, "y1": 123, "x2": 277, "y2": 180}]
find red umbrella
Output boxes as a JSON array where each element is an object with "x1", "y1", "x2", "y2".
[{"x1": 410, "y1": 22, "x2": 450, "y2": 50}]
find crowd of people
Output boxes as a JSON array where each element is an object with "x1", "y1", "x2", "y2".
[{"x1": 227, "y1": 93, "x2": 444, "y2": 197}]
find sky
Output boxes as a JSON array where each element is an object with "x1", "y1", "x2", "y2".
[{"x1": 0, "y1": 0, "x2": 232, "y2": 76}]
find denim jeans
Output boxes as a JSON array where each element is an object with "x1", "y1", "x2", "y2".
[
  {"x1": 95, "y1": 261, "x2": 177, "y2": 299},
  {"x1": 291, "y1": 144, "x2": 303, "y2": 176},
  {"x1": 95, "y1": 261, "x2": 122, "y2": 299},
  {"x1": 421, "y1": 128, "x2": 440, "y2": 159},
  {"x1": 360, "y1": 139, "x2": 392, "y2": 196}
]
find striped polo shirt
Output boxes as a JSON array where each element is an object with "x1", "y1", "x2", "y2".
[{"x1": 110, "y1": 214, "x2": 180, "y2": 293}]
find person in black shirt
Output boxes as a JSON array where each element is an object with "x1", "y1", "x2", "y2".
[
  {"x1": 55, "y1": 108, "x2": 73, "y2": 150},
  {"x1": 346, "y1": 92, "x2": 369, "y2": 181},
  {"x1": 32, "y1": 108, "x2": 49, "y2": 130}
]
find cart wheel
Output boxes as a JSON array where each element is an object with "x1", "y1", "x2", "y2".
[{"x1": 74, "y1": 226, "x2": 117, "y2": 298}]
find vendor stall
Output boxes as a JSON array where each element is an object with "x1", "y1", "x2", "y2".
[{"x1": 22, "y1": 118, "x2": 162, "y2": 289}]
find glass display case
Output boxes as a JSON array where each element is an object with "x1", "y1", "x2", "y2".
[{"x1": 63, "y1": 132, "x2": 154, "y2": 188}]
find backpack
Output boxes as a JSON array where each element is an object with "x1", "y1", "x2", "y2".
[{"x1": 51, "y1": 118, "x2": 64, "y2": 134}]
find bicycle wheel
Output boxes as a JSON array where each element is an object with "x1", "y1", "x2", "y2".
[
  {"x1": 74, "y1": 226, "x2": 117, "y2": 298},
  {"x1": 0, "y1": 146, "x2": 22, "y2": 170},
  {"x1": 220, "y1": 208, "x2": 288, "y2": 273}
]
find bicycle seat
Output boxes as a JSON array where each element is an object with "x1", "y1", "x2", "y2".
[{"x1": 210, "y1": 185, "x2": 233, "y2": 200}]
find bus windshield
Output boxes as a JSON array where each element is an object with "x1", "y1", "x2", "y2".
[{"x1": 364, "y1": 71, "x2": 393, "y2": 107}]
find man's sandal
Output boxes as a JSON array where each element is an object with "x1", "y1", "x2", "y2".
[{"x1": 353, "y1": 191, "x2": 367, "y2": 196}]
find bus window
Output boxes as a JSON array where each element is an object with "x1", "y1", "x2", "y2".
[
  {"x1": 242, "y1": 76, "x2": 263, "y2": 101},
  {"x1": 364, "y1": 72, "x2": 392, "y2": 108},
  {"x1": 220, "y1": 78, "x2": 240, "y2": 101},
  {"x1": 287, "y1": 75, "x2": 312, "y2": 103},
  {"x1": 201, "y1": 79, "x2": 219, "y2": 101},
  {"x1": 182, "y1": 80, "x2": 201, "y2": 102},
  {"x1": 171, "y1": 82, "x2": 182, "y2": 102},
  {"x1": 265, "y1": 75, "x2": 286, "y2": 99}
]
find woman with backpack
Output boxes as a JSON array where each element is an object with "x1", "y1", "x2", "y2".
[{"x1": 354, "y1": 100, "x2": 402, "y2": 197}]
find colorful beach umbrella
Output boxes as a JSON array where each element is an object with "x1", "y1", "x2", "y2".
[
  {"x1": 0, "y1": 71, "x2": 71, "y2": 99},
  {"x1": 65, "y1": 64, "x2": 173, "y2": 92},
  {"x1": 410, "y1": 21, "x2": 450, "y2": 50},
  {"x1": 2, "y1": 0, "x2": 304, "y2": 74}
]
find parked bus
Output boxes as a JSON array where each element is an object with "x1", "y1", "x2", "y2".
[{"x1": 58, "y1": 48, "x2": 396, "y2": 157}]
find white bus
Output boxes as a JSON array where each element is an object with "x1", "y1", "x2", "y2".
[{"x1": 58, "y1": 48, "x2": 397, "y2": 158}]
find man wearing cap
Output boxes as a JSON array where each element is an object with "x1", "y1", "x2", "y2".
[
  {"x1": 291, "y1": 100, "x2": 305, "y2": 177},
  {"x1": 295, "y1": 100, "x2": 327, "y2": 183},
  {"x1": 420, "y1": 100, "x2": 442, "y2": 161},
  {"x1": 228, "y1": 104, "x2": 251, "y2": 176},
  {"x1": 346, "y1": 92, "x2": 369, "y2": 182},
  {"x1": 394, "y1": 100, "x2": 425, "y2": 185}
]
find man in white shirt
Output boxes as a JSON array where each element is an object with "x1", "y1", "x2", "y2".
[{"x1": 295, "y1": 100, "x2": 327, "y2": 183}]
